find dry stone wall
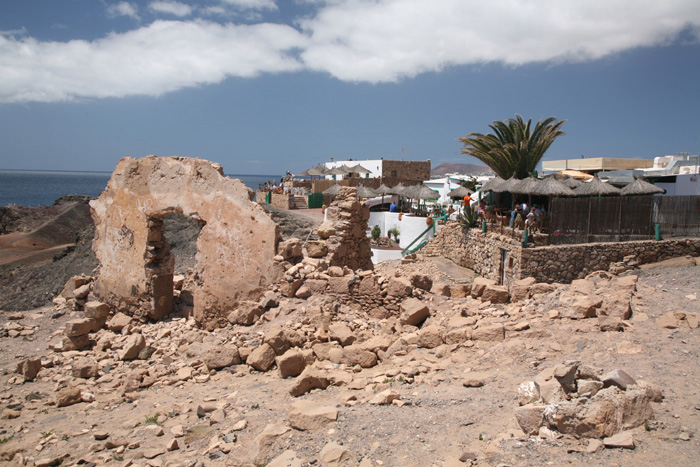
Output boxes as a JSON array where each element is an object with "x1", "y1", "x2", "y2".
[
  {"x1": 322, "y1": 187, "x2": 373, "y2": 271},
  {"x1": 423, "y1": 222, "x2": 700, "y2": 284},
  {"x1": 91, "y1": 156, "x2": 279, "y2": 328}
]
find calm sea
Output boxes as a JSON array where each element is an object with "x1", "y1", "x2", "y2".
[{"x1": 0, "y1": 170, "x2": 280, "y2": 207}]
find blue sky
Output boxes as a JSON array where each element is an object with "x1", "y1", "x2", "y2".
[{"x1": 1, "y1": 0, "x2": 699, "y2": 175}]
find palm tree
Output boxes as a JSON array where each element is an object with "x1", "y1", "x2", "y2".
[{"x1": 458, "y1": 115, "x2": 566, "y2": 180}]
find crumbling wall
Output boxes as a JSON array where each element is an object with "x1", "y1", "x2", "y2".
[
  {"x1": 90, "y1": 156, "x2": 279, "y2": 327},
  {"x1": 321, "y1": 186, "x2": 373, "y2": 271}
]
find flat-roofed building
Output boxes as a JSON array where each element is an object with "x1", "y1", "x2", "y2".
[{"x1": 542, "y1": 157, "x2": 653, "y2": 174}]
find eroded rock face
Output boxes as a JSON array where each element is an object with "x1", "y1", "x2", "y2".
[{"x1": 91, "y1": 156, "x2": 279, "y2": 327}]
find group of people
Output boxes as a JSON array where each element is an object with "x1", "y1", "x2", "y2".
[{"x1": 510, "y1": 202, "x2": 547, "y2": 231}]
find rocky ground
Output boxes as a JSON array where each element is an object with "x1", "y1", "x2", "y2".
[
  {"x1": 2, "y1": 199, "x2": 700, "y2": 466},
  {"x1": 1, "y1": 246, "x2": 699, "y2": 466},
  {"x1": 0, "y1": 200, "x2": 318, "y2": 311}
]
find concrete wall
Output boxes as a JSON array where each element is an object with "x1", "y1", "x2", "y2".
[
  {"x1": 367, "y1": 212, "x2": 439, "y2": 249},
  {"x1": 423, "y1": 222, "x2": 700, "y2": 284}
]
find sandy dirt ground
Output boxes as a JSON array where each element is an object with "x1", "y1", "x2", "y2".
[{"x1": 1, "y1": 255, "x2": 699, "y2": 466}]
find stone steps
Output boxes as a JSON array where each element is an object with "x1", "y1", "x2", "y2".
[{"x1": 294, "y1": 196, "x2": 308, "y2": 209}]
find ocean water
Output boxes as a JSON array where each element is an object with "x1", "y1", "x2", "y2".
[{"x1": 0, "y1": 170, "x2": 280, "y2": 207}]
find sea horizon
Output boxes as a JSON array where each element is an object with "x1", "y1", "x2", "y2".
[{"x1": 0, "y1": 169, "x2": 283, "y2": 207}]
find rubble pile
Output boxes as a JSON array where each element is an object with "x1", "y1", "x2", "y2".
[{"x1": 515, "y1": 361, "x2": 662, "y2": 449}]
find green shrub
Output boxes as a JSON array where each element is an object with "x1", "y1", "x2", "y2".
[
  {"x1": 371, "y1": 225, "x2": 381, "y2": 241},
  {"x1": 457, "y1": 206, "x2": 479, "y2": 229},
  {"x1": 387, "y1": 226, "x2": 400, "y2": 242}
]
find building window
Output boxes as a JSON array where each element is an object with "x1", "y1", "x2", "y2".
[{"x1": 391, "y1": 170, "x2": 397, "y2": 177}]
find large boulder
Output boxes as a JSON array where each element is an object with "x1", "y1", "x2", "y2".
[
  {"x1": 400, "y1": 298, "x2": 430, "y2": 326},
  {"x1": 471, "y1": 277, "x2": 497, "y2": 298}
]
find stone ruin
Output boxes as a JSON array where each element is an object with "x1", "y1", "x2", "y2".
[{"x1": 90, "y1": 156, "x2": 279, "y2": 328}]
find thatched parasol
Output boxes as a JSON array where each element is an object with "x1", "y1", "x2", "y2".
[
  {"x1": 496, "y1": 175, "x2": 522, "y2": 193},
  {"x1": 323, "y1": 183, "x2": 341, "y2": 195},
  {"x1": 327, "y1": 166, "x2": 349, "y2": 175},
  {"x1": 448, "y1": 185, "x2": 473, "y2": 198},
  {"x1": 479, "y1": 176, "x2": 505, "y2": 192},
  {"x1": 299, "y1": 164, "x2": 328, "y2": 177},
  {"x1": 376, "y1": 183, "x2": 393, "y2": 194},
  {"x1": 621, "y1": 177, "x2": 666, "y2": 196},
  {"x1": 414, "y1": 185, "x2": 440, "y2": 200},
  {"x1": 560, "y1": 176, "x2": 583, "y2": 189},
  {"x1": 510, "y1": 176, "x2": 541, "y2": 195},
  {"x1": 530, "y1": 177, "x2": 576, "y2": 197},
  {"x1": 573, "y1": 175, "x2": 621, "y2": 196},
  {"x1": 349, "y1": 164, "x2": 371, "y2": 174},
  {"x1": 356, "y1": 184, "x2": 378, "y2": 198},
  {"x1": 389, "y1": 183, "x2": 408, "y2": 195}
]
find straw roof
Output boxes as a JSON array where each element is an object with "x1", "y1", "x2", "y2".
[
  {"x1": 414, "y1": 185, "x2": 440, "y2": 200},
  {"x1": 510, "y1": 177, "x2": 541, "y2": 194},
  {"x1": 349, "y1": 164, "x2": 371, "y2": 174},
  {"x1": 401, "y1": 184, "x2": 421, "y2": 198},
  {"x1": 448, "y1": 185, "x2": 473, "y2": 197},
  {"x1": 390, "y1": 183, "x2": 408, "y2": 195},
  {"x1": 375, "y1": 183, "x2": 393, "y2": 195},
  {"x1": 496, "y1": 175, "x2": 522, "y2": 193},
  {"x1": 327, "y1": 166, "x2": 349, "y2": 175},
  {"x1": 322, "y1": 183, "x2": 342, "y2": 195},
  {"x1": 356, "y1": 184, "x2": 378, "y2": 198},
  {"x1": 299, "y1": 164, "x2": 328, "y2": 177},
  {"x1": 479, "y1": 176, "x2": 505, "y2": 192},
  {"x1": 573, "y1": 176, "x2": 621, "y2": 196},
  {"x1": 560, "y1": 176, "x2": 583, "y2": 189},
  {"x1": 621, "y1": 177, "x2": 666, "y2": 196},
  {"x1": 529, "y1": 176, "x2": 576, "y2": 196}
]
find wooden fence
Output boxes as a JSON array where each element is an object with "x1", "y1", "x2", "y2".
[{"x1": 549, "y1": 195, "x2": 700, "y2": 244}]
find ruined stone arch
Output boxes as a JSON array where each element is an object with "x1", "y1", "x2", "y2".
[{"x1": 90, "y1": 156, "x2": 280, "y2": 327}]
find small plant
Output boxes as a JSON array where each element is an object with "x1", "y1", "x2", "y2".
[
  {"x1": 387, "y1": 226, "x2": 400, "y2": 243},
  {"x1": 41, "y1": 430, "x2": 54, "y2": 438},
  {"x1": 113, "y1": 454, "x2": 124, "y2": 462},
  {"x1": 371, "y1": 225, "x2": 381, "y2": 241},
  {"x1": 644, "y1": 421, "x2": 651, "y2": 431},
  {"x1": 61, "y1": 434, "x2": 69, "y2": 441},
  {"x1": 382, "y1": 377, "x2": 395, "y2": 384},
  {"x1": 145, "y1": 412, "x2": 163, "y2": 426},
  {"x1": 0, "y1": 435, "x2": 13, "y2": 444},
  {"x1": 478, "y1": 433, "x2": 483, "y2": 441},
  {"x1": 457, "y1": 206, "x2": 479, "y2": 229}
]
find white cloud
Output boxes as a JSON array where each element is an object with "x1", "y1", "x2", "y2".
[
  {"x1": 149, "y1": 1, "x2": 194, "y2": 17},
  {"x1": 107, "y1": 2, "x2": 140, "y2": 19},
  {"x1": 1, "y1": 0, "x2": 699, "y2": 103},
  {"x1": 0, "y1": 20, "x2": 306, "y2": 103},
  {"x1": 220, "y1": 0, "x2": 278, "y2": 11},
  {"x1": 299, "y1": 0, "x2": 700, "y2": 82}
]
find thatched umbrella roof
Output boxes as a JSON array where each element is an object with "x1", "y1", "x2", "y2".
[
  {"x1": 560, "y1": 176, "x2": 583, "y2": 189},
  {"x1": 327, "y1": 166, "x2": 349, "y2": 175},
  {"x1": 530, "y1": 176, "x2": 576, "y2": 196},
  {"x1": 299, "y1": 164, "x2": 328, "y2": 177},
  {"x1": 349, "y1": 164, "x2": 371, "y2": 174},
  {"x1": 448, "y1": 185, "x2": 473, "y2": 197},
  {"x1": 388, "y1": 183, "x2": 407, "y2": 195},
  {"x1": 401, "y1": 184, "x2": 421, "y2": 199},
  {"x1": 356, "y1": 184, "x2": 378, "y2": 198},
  {"x1": 496, "y1": 175, "x2": 522, "y2": 193},
  {"x1": 510, "y1": 177, "x2": 541, "y2": 195},
  {"x1": 376, "y1": 183, "x2": 393, "y2": 195},
  {"x1": 323, "y1": 183, "x2": 341, "y2": 195},
  {"x1": 621, "y1": 177, "x2": 666, "y2": 196},
  {"x1": 414, "y1": 185, "x2": 440, "y2": 200},
  {"x1": 573, "y1": 176, "x2": 621, "y2": 196},
  {"x1": 479, "y1": 176, "x2": 505, "y2": 192}
]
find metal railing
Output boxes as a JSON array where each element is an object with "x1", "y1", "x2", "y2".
[{"x1": 401, "y1": 214, "x2": 447, "y2": 256}]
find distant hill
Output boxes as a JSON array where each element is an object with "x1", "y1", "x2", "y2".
[{"x1": 431, "y1": 163, "x2": 491, "y2": 177}]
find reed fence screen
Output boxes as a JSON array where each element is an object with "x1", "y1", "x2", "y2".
[{"x1": 549, "y1": 195, "x2": 700, "y2": 245}]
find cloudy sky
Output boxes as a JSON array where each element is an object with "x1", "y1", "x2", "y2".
[{"x1": 1, "y1": 0, "x2": 699, "y2": 174}]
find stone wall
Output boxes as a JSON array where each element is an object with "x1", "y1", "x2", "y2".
[
  {"x1": 91, "y1": 156, "x2": 280, "y2": 328},
  {"x1": 381, "y1": 160, "x2": 431, "y2": 182},
  {"x1": 271, "y1": 193, "x2": 293, "y2": 210},
  {"x1": 423, "y1": 222, "x2": 700, "y2": 284},
  {"x1": 255, "y1": 190, "x2": 268, "y2": 203},
  {"x1": 520, "y1": 239, "x2": 700, "y2": 282},
  {"x1": 321, "y1": 187, "x2": 373, "y2": 271}
]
